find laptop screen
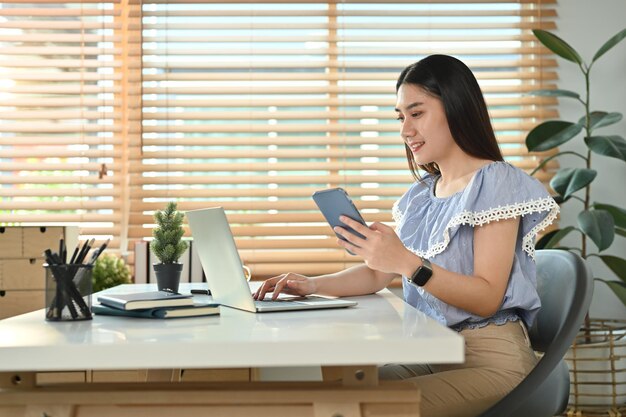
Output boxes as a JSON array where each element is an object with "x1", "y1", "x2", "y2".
[{"x1": 186, "y1": 207, "x2": 257, "y2": 312}]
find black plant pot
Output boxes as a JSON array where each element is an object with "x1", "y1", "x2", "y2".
[{"x1": 153, "y1": 263, "x2": 183, "y2": 293}]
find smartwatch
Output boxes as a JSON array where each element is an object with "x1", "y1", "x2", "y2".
[{"x1": 409, "y1": 257, "x2": 433, "y2": 287}]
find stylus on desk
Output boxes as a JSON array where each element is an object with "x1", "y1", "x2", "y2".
[{"x1": 190, "y1": 289, "x2": 211, "y2": 296}]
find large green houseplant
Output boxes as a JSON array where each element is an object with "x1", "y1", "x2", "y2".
[
  {"x1": 526, "y1": 28, "x2": 626, "y2": 306},
  {"x1": 151, "y1": 201, "x2": 189, "y2": 293},
  {"x1": 527, "y1": 27, "x2": 626, "y2": 414}
]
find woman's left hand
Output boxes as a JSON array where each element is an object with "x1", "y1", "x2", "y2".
[{"x1": 334, "y1": 216, "x2": 411, "y2": 275}]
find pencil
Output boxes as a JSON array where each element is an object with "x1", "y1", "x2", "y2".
[
  {"x1": 89, "y1": 238, "x2": 110, "y2": 265},
  {"x1": 59, "y1": 238, "x2": 65, "y2": 264},
  {"x1": 69, "y1": 245, "x2": 79, "y2": 264},
  {"x1": 76, "y1": 238, "x2": 95, "y2": 265}
]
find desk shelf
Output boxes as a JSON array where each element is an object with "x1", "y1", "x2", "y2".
[
  {"x1": 0, "y1": 380, "x2": 421, "y2": 417},
  {"x1": 0, "y1": 226, "x2": 78, "y2": 319}
]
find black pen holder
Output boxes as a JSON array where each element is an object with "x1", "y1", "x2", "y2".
[{"x1": 45, "y1": 264, "x2": 93, "y2": 321}]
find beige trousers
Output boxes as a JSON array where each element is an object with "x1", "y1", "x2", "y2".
[{"x1": 379, "y1": 320, "x2": 538, "y2": 417}]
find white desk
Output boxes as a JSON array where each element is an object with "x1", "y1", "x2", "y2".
[{"x1": 0, "y1": 283, "x2": 464, "y2": 417}]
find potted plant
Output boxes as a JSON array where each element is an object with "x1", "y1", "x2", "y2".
[
  {"x1": 150, "y1": 201, "x2": 189, "y2": 293},
  {"x1": 526, "y1": 28, "x2": 626, "y2": 413},
  {"x1": 92, "y1": 254, "x2": 131, "y2": 293}
]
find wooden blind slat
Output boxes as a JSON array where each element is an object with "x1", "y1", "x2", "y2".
[
  {"x1": 136, "y1": 133, "x2": 540, "y2": 146},
  {"x1": 139, "y1": 109, "x2": 557, "y2": 120},
  {"x1": 138, "y1": 59, "x2": 556, "y2": 69},
  {"x1": 143, "y1": 9, "x2": 556, "y2": 18},
  {"x1": 143, "y1": 22, "x2": 552, "y2": 30}
]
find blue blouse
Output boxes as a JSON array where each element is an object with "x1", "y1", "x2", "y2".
[{"x1": 393, "y1": 161, "x2": 559, "y2": 330}]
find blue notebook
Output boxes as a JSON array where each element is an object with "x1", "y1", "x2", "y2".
[{"x1": 93, "y1": 302, "x2": 220, "y2": 319}]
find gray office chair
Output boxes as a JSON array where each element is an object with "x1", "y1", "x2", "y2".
[{"x1": 478, "y1": 249, "x2": 593, "y2": 417}]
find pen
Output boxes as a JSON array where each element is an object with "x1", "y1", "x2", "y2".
[
  {"x1": 87, "y1": 248, "x2": 100, "y2": 265},
  {"x1": 190, "y1": 289, "x2": 212, "y2": 296},
  {"x1": 91, "y1": 238, "x2": 110, "y2": 264},
  {"x1": 84, "y1": 238, "x2": 110, "y2": 266}
]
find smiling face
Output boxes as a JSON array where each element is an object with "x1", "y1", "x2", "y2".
[{"x1": 395, "y1": 83, "x2": 458, "y2": 167}]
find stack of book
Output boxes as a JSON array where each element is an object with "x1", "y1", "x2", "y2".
[{"x1": 94, "y1": 291, "x2": 220, "y2": 319}]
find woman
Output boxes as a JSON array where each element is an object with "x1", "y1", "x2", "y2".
[{"x1": 253, "y1": 54, "x2": 559, "y2": 417}]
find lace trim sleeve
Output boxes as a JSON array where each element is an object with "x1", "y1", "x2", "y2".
[
  {"x1": 392, "y1": 200, "x2": 403, "y2": 224},
  {"x1": 405, "y1": 196, "x2": 559, "y2": 260}
]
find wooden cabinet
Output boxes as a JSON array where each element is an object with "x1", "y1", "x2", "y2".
[{"x1": 0, "y1": 227, "x2": 78, "y2": 319}]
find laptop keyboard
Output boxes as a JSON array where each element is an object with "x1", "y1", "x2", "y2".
[
  {"x1": 254, "y1": 296, "x2": 333, "y2": 307},
  {"x1": 254, "y1": 299, "x2": 302, "y2": 307}
]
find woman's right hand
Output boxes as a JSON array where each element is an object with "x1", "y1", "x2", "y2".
[{"x1": 252, "y1": 273, "x2": 317, "y2": 301}]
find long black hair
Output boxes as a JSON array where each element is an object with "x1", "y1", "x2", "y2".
[{"x1": 396, "y1": 55, "x2": 503, "y2": 180}]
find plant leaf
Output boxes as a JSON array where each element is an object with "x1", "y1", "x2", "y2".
[
  {"x1": 578, "y1": 209, "x2": 615, "y2": 251},
  {"x1": 593, "y1": 203, "x2": 626, "y2": 228},
  {"x1": 597, "y1": 280, "x2": 626, "y2": 306},
  {"x1": 594, "y1": 112, "x2": 623, "y2": 129},
  {"x1": 526, "y1": 121, "x2": 583, "y2": 152},
  {"x1": 592, "y1": 28, "x2": 626, "y2": 63},
  {"x1": 539, "y1": 226, "x2": 579, "y2": 249},
  {"x1": 550, "y1": 168, "x2": 597, "y2": 199},
  {"x1": 533, "y1": 29, "x2": 584, "y2": 65},
  {"x1": 527, "y1": 89, "x2": 581, "y2": 100},
  {"x1": 578, "y1": 111, "x2": 623, "y2": 130},
  {"x1": 585, "y1": 135, "x2": 626, "y2": 162},
  {"x1": 598, "y1": 255, "x2": 626, "y2": 283}
]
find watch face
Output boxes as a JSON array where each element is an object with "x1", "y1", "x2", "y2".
[{"x1": 411, "y1": 262, "x2": 433, "y2": 286}]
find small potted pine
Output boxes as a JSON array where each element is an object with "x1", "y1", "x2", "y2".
[{"x1": 151, "y1": 201, "x2": 188, "y2": 293}]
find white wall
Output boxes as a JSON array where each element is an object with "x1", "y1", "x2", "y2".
[{"x1": 556, "y1": 0, "x2": 626, "y2": 319}]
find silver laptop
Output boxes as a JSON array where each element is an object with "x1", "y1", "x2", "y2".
[{"x1": 186, "y1": 207, "x2": 357, "y2": 313}]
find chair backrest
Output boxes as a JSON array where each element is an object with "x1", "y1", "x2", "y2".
[{"x1": 478, "y1": 249, "x2": 593, "y2": 417}]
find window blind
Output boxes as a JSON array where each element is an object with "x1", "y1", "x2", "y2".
[
  {"x1": 133, "y1": 0, "x2": 558, "y2": 279},
  {"x1": 0, "y1": 0, "x2": 141, "y2": 253}
]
